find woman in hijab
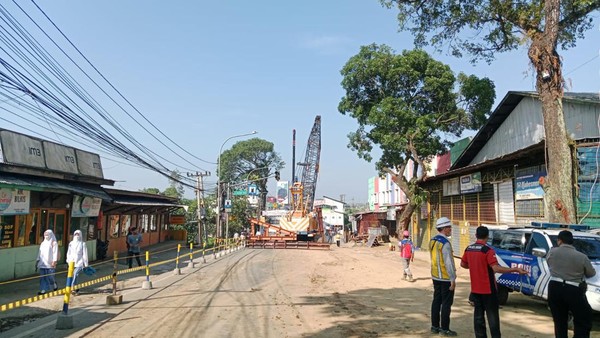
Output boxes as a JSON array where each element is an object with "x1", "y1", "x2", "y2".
[
  {"x1": 66, "y1": 229, "x2": 88, "y2": 295},
  {"x1": 36, "y1": 229, "x2": 58, "y2": 295}
]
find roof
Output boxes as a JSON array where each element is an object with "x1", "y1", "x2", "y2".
[
  {"x1": 102, "y1": 188, "x2": 185, "y2": 213},
  {"x1": 0, "y1": 174, "x2": 112, "y2": 201},
  {"x1": 451, "y1": 91, "x2": 600, "y2": 170}
]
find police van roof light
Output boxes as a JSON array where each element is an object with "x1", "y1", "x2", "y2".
[{"x1": 530, "y1": 222, "x2": 591, "y2": 231}]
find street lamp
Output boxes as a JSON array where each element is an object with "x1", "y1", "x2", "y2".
[{"x1": 217, "y1": 131, "x2": 258, "y2": 239}]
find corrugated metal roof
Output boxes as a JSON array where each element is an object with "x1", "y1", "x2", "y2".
[
  {"x1": 111, "y1": 198, "x2": 184, "y2": 208},
  {"x1": 0, "y1": 174, "x2": 112, "y2": 201},
  {"x1": 451, "y1": 91, "x2": 600, "y2": 170}
]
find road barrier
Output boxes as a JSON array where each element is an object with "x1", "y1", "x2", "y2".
[{"x1": 0, "y1": 240, "x2": 244, "y2": 313}]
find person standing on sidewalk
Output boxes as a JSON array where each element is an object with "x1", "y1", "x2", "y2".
[
  {"x1": 127, "y1": 227, "x2": 143, "y2": 268},
  {"x1": 36, "y1": 229, "x2": 58, "y2": 295},
  {"x1": 399, "y1": 230, "x2": 414, "y2": 282},
  {"x1": 429, "y1": 217, "x2": 457, "y2": 336},
  {"x1": 460, "y1": 226, "x2": 528, "y2": 338},
  {"x1": 66, "y1": 229, "x2": 89, "y2": 295},
  {"x1": 547, "y1": 230, "x2": 596, "y2": 338}
]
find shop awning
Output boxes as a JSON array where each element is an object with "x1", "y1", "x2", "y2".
[{"x1": 0, "y1": 174, "x2": 112, "y2": 201}]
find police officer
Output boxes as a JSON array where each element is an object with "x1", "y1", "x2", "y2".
[
  {"x1": 430, "y1": 217, "x2": 457, "y2": 336},
  {"x1": 460, "y1": 226, "x2": 528, "y2": 338},
  {"x1": 547, "y1": 230, "x2": 596, "y2": 338}
]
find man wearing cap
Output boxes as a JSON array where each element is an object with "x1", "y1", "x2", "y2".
[
  {"x1": 460, "y1": 226, "x2": 528, "y2": 338},
  {"x1": 429, "y1": 217, "x2": 458, "y2": 336},
  {"x1": 547, "y1": 230, "x2": 596, "y2": 338}
]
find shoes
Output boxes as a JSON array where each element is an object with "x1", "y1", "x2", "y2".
[
  {"x1": 54, "y1": 287, "x2": 58, "y2": 292},
  {"x1": 403, "y1": 275, "x2": 408, "y2": 281},
  {"x1": 72, "y1": 290, "x2": 79, "y2": 296},
  {"x1": 439, "y1": 329, "x2": 458, "y2": 336},
  {"x1": 37, "y1": 291, "x2": 46, "y2": 295},
  {"x1": 431, "y1": 326, "x2": 440, "y2": 334},
  {"x1": 408, "y1": 276, "x2": 414, "y2": 282}
]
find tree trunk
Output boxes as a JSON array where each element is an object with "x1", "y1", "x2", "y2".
[
  {"x1": 527, "y1": 0, "x2": 576, "y2": 223},
  {"x1": 398, "y1": 201, "x2": 417, "y2": 234}
]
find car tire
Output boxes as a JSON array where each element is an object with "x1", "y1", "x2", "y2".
[{"x1": 497, "y1": 285, "x2": 509, "y2": 305}]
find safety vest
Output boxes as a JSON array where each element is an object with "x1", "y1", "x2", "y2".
[{"x1": 429, "y1": 235, "x2": 452, "y2": 280}]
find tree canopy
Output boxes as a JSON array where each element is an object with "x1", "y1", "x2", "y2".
[
  {"x1": 339, "y1": 45, "x2": 495, "y2": 230},
  {"x1": 379, "y1": 0, "x2": 600, "y2": 222}
]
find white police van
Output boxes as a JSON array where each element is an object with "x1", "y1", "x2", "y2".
[{"x1": 487, "y1": 222, "x2": 600, "y2": 310}]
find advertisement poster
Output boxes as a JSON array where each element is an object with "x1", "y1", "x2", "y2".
[
  {"x1": 460, "y1": 172, "x2": 482, "y2": 194},
  {"x1": 443, "y1": 177, "x2": 460, "y2": 196},
  {"x1": 515, "y1": 169, "x2": 546, "y2": 200},
  {"x1": 71, "y1": 195, "x2": 102, "y2": 217},
  {"x1": 0, "y1": 188, "x2": 30, "y2": 215},
  {"x1": 276, "y1": 181, "x2": 289, "y2": 205}
]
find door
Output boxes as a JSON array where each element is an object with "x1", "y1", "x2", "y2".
[
  {"x1": 495, "y1": 180, "x2": 515, "y2": 224},
  {"x1": 40, "y1": 209, "x2": 68, "y2": 260}
]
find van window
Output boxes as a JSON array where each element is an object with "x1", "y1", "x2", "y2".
[
  {"x1": 487, "y1": 230, "x2": 504, "y2": 247},
  {"x1": 498, "y1": 232, "x2": 525, "y2": 253},
  {"x1": 526, "y1": 232, "x2": 550, "y2": 254}
]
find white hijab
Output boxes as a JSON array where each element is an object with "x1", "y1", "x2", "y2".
[
  {"x1": 67, "y1": 230, "x2": 88, "y2": 267},
  {"x1": 37, "y1": 229, "x2": 58, "y2": 268}
]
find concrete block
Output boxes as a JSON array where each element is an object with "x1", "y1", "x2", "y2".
[
  {"x1": 187, "y1": 261, "x2": 195, "y2": 269},
  {"x1": 142, "y1": 281, "x2": 153, "y2": 290},
  {"x1": 173, "y1": 268, "x2": 181, "y2": 275},
  {"x1": 55, "y1": 313, "x2": 73, "y2": 330},
  {"x1": 106, "y1": 294, "x2": 123, "y2": 305}
]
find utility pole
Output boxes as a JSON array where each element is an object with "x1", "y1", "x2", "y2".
[{"x1": 187, "y1": 171, "x2": 210, "y2": 246}]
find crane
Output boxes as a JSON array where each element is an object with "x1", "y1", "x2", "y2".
[{"x1": 294, "y1": 115, "x2": 321, "y2": 214}]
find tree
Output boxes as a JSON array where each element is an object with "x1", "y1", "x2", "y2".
[
  {"x1": 219, "y1": 138, "x2": 284, "y2": 213},
  {"x1": 380, "y1": 0, "x2": 600, "y2": 222},
  {"x1": 139, "y1": 187, "x2": 161, "y2": 195},
  {"x1": 164, "y1": 170, "x2": 185, "y2": 200},
  {"x1": 339, "y1": 45, "x2": 495, "y2": 233}
]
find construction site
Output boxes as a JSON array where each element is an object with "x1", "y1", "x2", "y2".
[{"x1": 246, "y1": 116, "x2": 330, "y2": 250}]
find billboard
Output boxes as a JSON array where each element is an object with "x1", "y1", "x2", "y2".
[
  {"x1": 515, "y1": 168, "x2": 546, "y2": 200},
  {"x1": 0, "y1": 189, "x2": 30, "y2": 215},
  {"x1": 276, "y1": 181, "x2": 289, "y2": 205},
  {"x1": 460, "y1": 172, "x2": 482, "y2": 194},
  {"x1": 71, "y1": 195, "x2": 102, "y2": 217}
]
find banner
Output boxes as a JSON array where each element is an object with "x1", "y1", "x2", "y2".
[
  {"x1": 460, "y1": 172, "x2": 482, "y2": 194},
  {"x1": 515, "y1": 169, "x2": 546, "y2": 200},
  {"x1": 276, "y1": 181, "x2": 289, "y2": 205},
  {"x1": 71, "y1": 195, "x2": 102, "y2": 217},
  {"x1": 0, "y1": 188, "x2": 30, "y2": 215}
]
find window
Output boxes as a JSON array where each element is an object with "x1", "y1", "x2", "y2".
[
  {"x1": 0, "y1": 215, "x2": 15, "y2": 248},
  {"x1": 498, "y1": 231, "x2": 525, "y2": 253},
  {"x1": 120, "y1": 215, "x2": 131, "y2": 236},
  {"x1": 109, "y1": 215, "x2": 120, "y2": 238},
  {"x1": 526, "y1": 232, "x2": 550, "y2": 254}
]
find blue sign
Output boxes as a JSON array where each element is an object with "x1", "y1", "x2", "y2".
[
  {"x1": 515, "y1": 169, "x2": 546, "y2": 200},
  {"x1": 248, "y1": 184, "x2": 259, "y2": 196}
]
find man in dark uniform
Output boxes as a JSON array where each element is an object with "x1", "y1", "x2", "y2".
[
  {"x1": 547, "y1": 230, "x2": 596, "y2": 338},
  {"x1": 460, "y1": 226, "x2": 528, "y2": 338}
]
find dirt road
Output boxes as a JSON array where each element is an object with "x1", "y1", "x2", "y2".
[{"x1": 3, "y1": 243, "x2": 600, "y2": 337}]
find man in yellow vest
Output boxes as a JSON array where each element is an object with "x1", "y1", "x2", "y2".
[{"x1": 429, "y1": 217, "x2": 457, "y2": 336}]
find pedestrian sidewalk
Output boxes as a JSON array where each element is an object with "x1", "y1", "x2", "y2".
[{"x1": 0, "y1": 239, "x2": 189, "y2": 329}]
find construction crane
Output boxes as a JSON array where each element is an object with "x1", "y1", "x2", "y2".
[
  {"x1": 247, "y1": 115, "x2": 326, "y2": 247},
  {"x1": 292, "y1": 115, "x2": 321, "y2": 216}
]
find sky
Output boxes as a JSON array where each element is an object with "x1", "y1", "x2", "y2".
[{"x1": 1, "y1": 1, "x2": 599, "y2": 205}]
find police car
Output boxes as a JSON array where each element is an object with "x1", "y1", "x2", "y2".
[{"x1": 487, "y1": 222, "x2": 600, "y2": 311}]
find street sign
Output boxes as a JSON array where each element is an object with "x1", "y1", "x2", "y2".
[
  {"x1": 248, "y1": 184, "x2": 258, "y2": 196},
  {"x1": 233, "y1": 189, "x2": 247, "y2": 196},
  {"x1": 224, "y1": 199, "x2": 232, "y2": 212}
]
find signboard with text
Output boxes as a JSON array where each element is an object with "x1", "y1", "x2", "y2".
[
  {"x1": 0, "y1": 188, "x2": 30, "y2": 215},
  {"x1": 71, "y1": 195, "x2": 102, "y2": 217},
  {"x1": 460, "y1": 172, "x2": 482, "y2": 194},
  {"x1": 515, "y1": 169, "x2": 546, "y2": 200}
]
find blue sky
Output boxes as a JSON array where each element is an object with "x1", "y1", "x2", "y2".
[{"x1": 1, "y1": 1, "x2": 599, "y2": 204}]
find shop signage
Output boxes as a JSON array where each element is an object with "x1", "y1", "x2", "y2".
[
  {"x1": 515, "y1": 169, "x2": 546, "y2": 200},
  {"x1": 460, "y1": 172, "x2": 482, "y2": 194},
  {"x1": 0, "y1": 130, "x2": 105, "y2": 178},
  {"x1": 71, "y1": 195, "x2": 102, "y2": 217},
  {"x1": 443, "y1": 177, "x2": 460, "y2": 196},
  {"x1": 0, "y1": 188, "x2": 30, "y2": 215},
  {"x1": 169, "y1": 215, "x2": 186, "y2": 224}
]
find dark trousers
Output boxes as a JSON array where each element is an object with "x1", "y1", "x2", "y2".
[
  {"x1": 548, "y1": 280, "x2": 592, "y2": 338},
  {"x1": 128, "y1": 251, "x2": 142, "y2": 268},
  {"x1": 431, "y1": 279, "x2": 454, "y2": 330},
  {"x1": 472, "y1": 293, "x2": 501, "y2": 338}
]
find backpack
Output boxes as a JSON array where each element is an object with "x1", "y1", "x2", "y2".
[{"x1": 400, "y1": 239, "x2": 413, "y2": 258}]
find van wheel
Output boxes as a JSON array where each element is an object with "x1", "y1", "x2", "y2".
[{"x1": 497, "y1": 286, "x2": 509, "y2": 305}]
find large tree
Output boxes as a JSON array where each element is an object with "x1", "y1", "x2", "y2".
[
  {"x1": 339, "y1": 45, "x2": 495, "y2": 232},
  {"x1": 380, "y1": 0, "x2": 600, "y2": 222},
  {"x1": 219, "y1": 138, "x2": 284, "y2": 214}
]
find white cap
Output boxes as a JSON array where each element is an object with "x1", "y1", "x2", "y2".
[{"x1": 436, "y1": 217, "x2": 452, "y2": 229}]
